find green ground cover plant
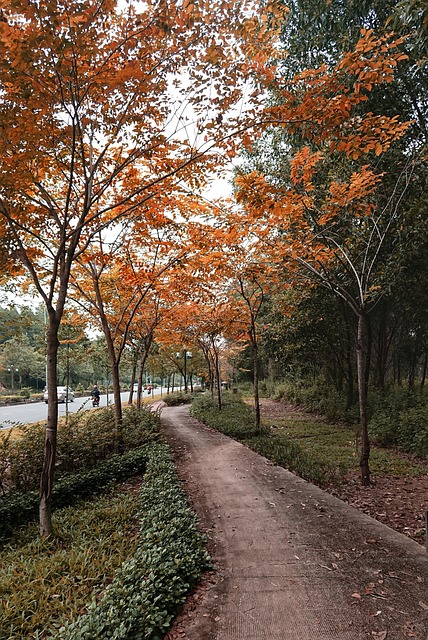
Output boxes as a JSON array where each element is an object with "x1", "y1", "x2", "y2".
[{"x1": 52, "y1": 443, "x2": 210, "y2": 640}]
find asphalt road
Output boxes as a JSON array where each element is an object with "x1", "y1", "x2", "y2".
[{"x1": 0, "y1": 387, "x2": 166, "y2": 429}]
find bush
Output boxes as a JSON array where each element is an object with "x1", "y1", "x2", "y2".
[
  {"x1": 53, "y1": 443, "x2": 210, "y2": 640},
  {"x1": 0, "y1": 405, "x2": 161, "y2": 493},
  {"x1": 370, "y1": 405, "x2": 428, "y2": 456},
  {"x1": 162, "y1": 392, "x2": 193, "y2": 406},
  {"x1": 190, "y1": 393, "x2": 265, "y2": 439},
  {"x1": 0, "y1": 447, "x2": 149, "y2": 540}
]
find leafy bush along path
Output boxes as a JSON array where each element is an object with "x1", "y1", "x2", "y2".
[
  {"x1": 258, "y1": 398, "x2": 428, "y2": 546},
  {"x1": 161, "y1": 404, "x2": 427, "y2": 640}
]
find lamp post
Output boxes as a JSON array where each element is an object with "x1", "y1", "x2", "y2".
[
  {"x1": 176, "y1": 349, "x2": 192, "y2": 393},
  {"x1": 8, "y1": 366, "x2": 18, "y2": 390}
]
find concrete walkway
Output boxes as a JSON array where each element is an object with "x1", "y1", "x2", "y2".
[{"x1": 160, "y1": 405, "x2": 428, "y2": 640}]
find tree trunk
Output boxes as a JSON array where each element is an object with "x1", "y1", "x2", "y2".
[
  {"x1": 420, "y1": 349, "x2": 428, "y2": 390},
  {"x1": 39, "y1": 313, "x2": 60, "y2": 537},
  {"x1": 214, "y1": 347, "x2": 222, "y2": 410},
  {"x1": 128, "y1": 359, "x2": 137, "y2": 405},
  {"x1": 110, "y1": 358, "x2": 123, "y2": 442},
  {"x1": 356, "y1": 311, "x2": 371, "y2": 486},
  {"x1": 253, "y1": 339, "x2": 260, "y2": 430}
]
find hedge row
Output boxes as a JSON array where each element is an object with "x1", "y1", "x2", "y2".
[
  {"x1": 52, "y1": 442, "x2": 211, "y2": 640},
  {"x1": 0, "y1": 447, "x2": 148, "y2": 540}
]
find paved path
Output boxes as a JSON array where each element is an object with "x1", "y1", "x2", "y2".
[{"x1": 161, "y1": 405, "x2": 428, "y2": 640}]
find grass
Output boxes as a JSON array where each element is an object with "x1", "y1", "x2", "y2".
[
  {"x1": 262, "y1": 415, "x2": 427, "y2": 478},
  {"x1": 0, "y1": 485, "x2": 142, "y2": 640}
]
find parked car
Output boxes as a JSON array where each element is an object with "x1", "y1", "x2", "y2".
[{"x1": 44, "y1": 386, "x2": 74, "y2": 404}]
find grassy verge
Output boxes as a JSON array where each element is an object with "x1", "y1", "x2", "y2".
[
  {"x1": 0, "y1": 443, "x2": 210, "y2": 640},
  {"x1": 261, "y1": 415, "x2": 427, "y2": 478}
]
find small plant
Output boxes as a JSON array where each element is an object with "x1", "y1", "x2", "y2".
[{"x1": 163, "y1": 391, "x2": 193, "y2": 406}]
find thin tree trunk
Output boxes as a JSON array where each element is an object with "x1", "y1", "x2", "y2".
[
  {"x1": 253, "y1": 339, "x2": 260, "y2": 429},
  {"x1": 110, "y1": 358, "x2": 123, "y2": 441},
  {"x1": 356, "y1": 311, "x2": 371, "y2": 486},
  {"x1": 420, "y1": 349, "x2": 428, "y2": 390},
  {"x1": 214, "y1": 346, "x2": 222, "y2": 410},
  {"x1": 128, "y1": 359, "x2": 137, "y2": 405},
  {"x1": 39, "y1": 313, "x2": 60, "y2": 537}
]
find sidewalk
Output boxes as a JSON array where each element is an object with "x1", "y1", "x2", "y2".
[{"x1": 160, "y1": 405, "x2": 428, "y2": 640}]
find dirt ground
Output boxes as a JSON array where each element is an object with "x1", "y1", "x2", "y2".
[
  {"x1": 257, "y1": 398, "x2": 428, "y2": 547},
  {"x1": 160, "y1": 403, "x2": 428, "y2": 640}
]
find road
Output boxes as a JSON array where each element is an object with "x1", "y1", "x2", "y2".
[{"x1": 0, "y1": 386, "x2": 167, "y2": 429}]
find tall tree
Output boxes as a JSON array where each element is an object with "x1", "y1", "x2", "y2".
[{"x1": 234, "y1": 31, "x2": 410, "y2": 485}]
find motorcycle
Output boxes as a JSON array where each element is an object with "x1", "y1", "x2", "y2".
[{"x1": 92, "y1": 396, "x2": 100, "y2": 407}]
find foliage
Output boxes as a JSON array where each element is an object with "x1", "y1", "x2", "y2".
[
  {"x1": 0, "y1": 447, "x2": 149, "y2": 540},
  {"x1": 0, "y1": 443, "x2": 209, "y2": 640},
  {"x1": 52, "y1": 443, "x2": 210, "y2": 640},
  {"x1": 191, "y1": 392, "x2": 264, "y2": 439},
  {"x1": 0, "y1": 489, "x2": 143, "y2": 640},
  {"x1": 370, "y1": 405, "x2": 428, "y2": 455},
  {"x1": 0, "y1": 405, "x2": 160, "y2": 494},
  {"x1": 162, "y1": 392, "x2": 193, "y2": 406},
  {"x1": 270, "y1": 378, "x2": 352, "y2": 422}
]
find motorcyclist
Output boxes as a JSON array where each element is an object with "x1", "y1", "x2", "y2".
[{"x1": 91, "y1": 384, "x2": 100, "y2": 406}]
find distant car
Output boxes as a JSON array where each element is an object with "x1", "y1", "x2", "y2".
[{"x1": 44, "y1": 386, "x2": 74, "y2": 404}]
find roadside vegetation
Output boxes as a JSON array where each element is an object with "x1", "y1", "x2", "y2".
[
  {"x1": 0, "y1": 408, "x2": 210, "y2": 640},
  {"x1": 190, "y1": 392, "x2": 427, "y2": 488}
]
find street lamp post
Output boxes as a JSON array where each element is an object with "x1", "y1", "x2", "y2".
[
  {"x1": 8, "y1": 366, "x2": 18, "y2": 391},
  {"x1": 176, "y1": 349, "x2": 192, "y2": 393}
]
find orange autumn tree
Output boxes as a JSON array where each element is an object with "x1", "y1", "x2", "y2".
[
  {"x1": 234, "y1": 30, "x2": 411, "y2": 485},
  {"x1": 70, "y1": 207, "x2": 189, "y2": 429},
  {"x1": 0, "y1": 0, "x2": 287, "y2": 535}
]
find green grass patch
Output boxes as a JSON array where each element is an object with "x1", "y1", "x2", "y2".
[
  {"x1": 0, "y1": 489, "x2": 142, "y2": 640},
  {"x1": 265, "y1": 415, "x2": 426, "y2": 478}
]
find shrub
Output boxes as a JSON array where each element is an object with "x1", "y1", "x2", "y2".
[
  {"x1": 0, "y1": 405, "x2": 161, "y2": 493},
  {"x1": 162, "y1": 392, "x2": 193, "y2": 406},
  {"x1": 190, "y1": 393, "x2": 265, "y2": 439},
  {"x1": 370, "y1": 405, "x2": 428, "y2": 456},
  {"x1": 0, "y1": 447, "x2": 149, "y2": 540}
]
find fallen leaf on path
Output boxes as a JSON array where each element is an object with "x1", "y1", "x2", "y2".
[
  {"x1": 351, "y1": 592, "x2": 362, "y2": 599},
  {"x1": 371, "y1": 631, "x2": 387, "y2": 639}
]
